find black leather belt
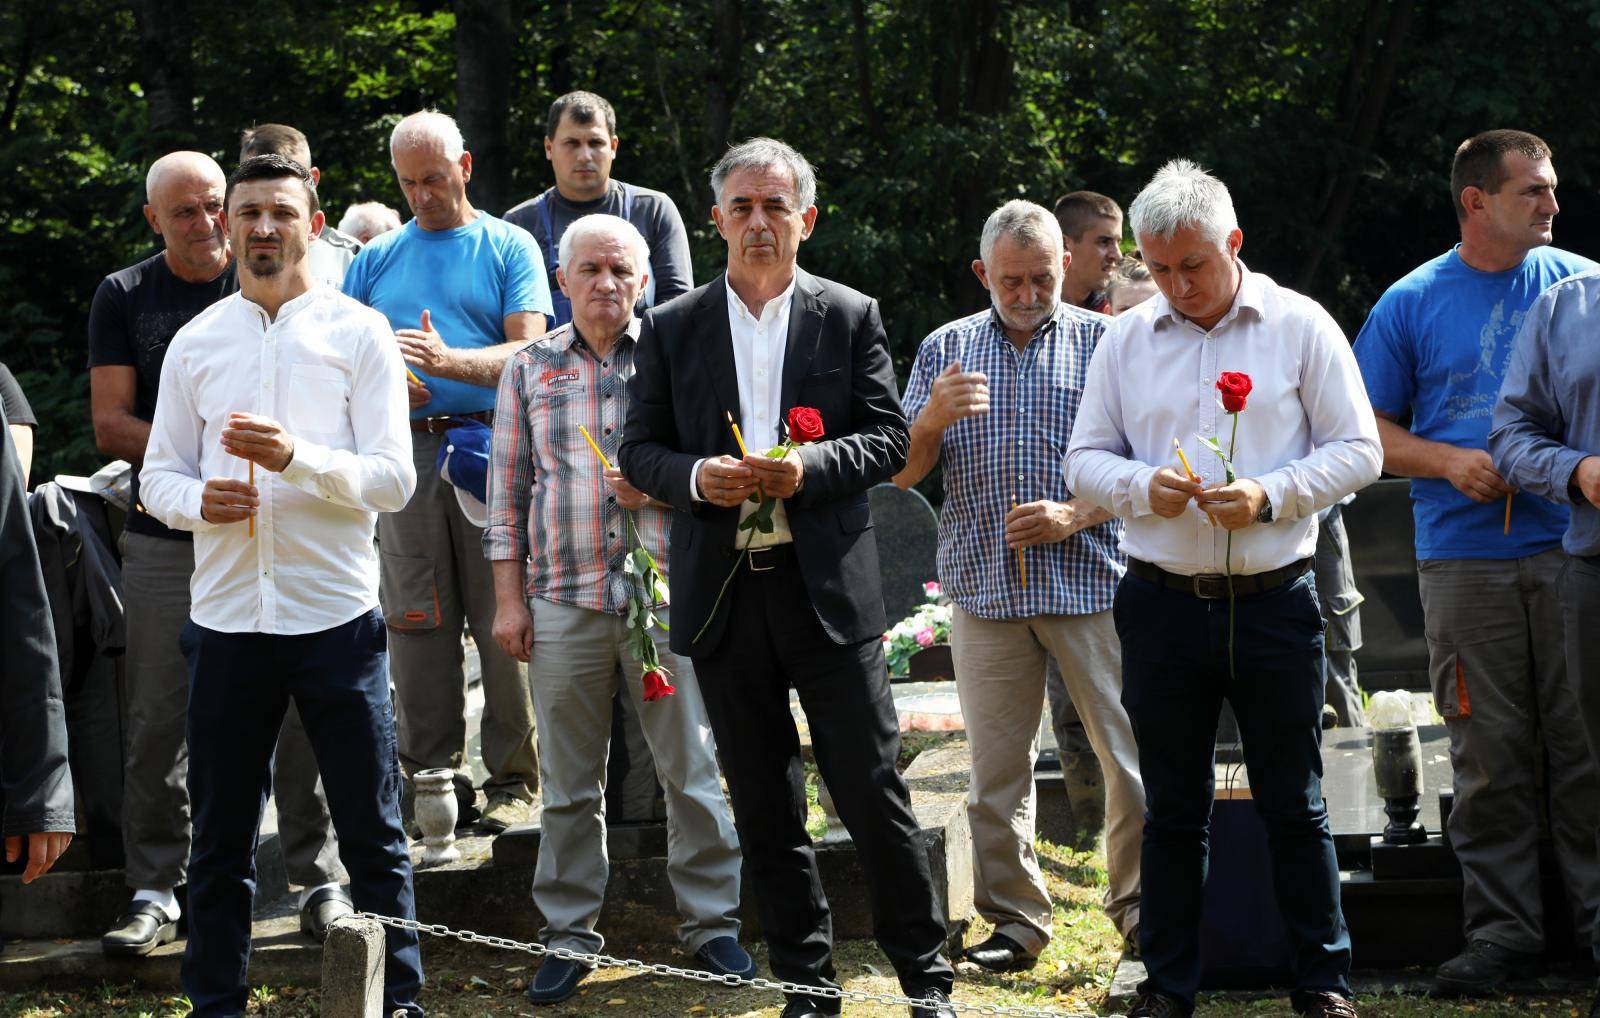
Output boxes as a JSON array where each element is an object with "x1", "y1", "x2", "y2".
[
  {"x1": 1126, "y1": 556, "x2": 1312, "y2": 600},
  {"x1": 745, "y1": 544, "x2": 797, "y2": 572},
  {"x1": 411, "y1": 409, "x2": 493, "y2": 434}
]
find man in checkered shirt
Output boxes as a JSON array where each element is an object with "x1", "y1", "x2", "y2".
[
  {"x1": 483, "y1": 214, "x2": 748, "y2": 1005},
  {"x1": 894, "y1": 199, "x2": 1143, "y2": 972}
]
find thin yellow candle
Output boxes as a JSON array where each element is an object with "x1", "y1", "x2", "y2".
[
  {"x1": 1504, "y1": 491, "x2": 1512, "y2": 536},
  {"x1": 1173, "y1": 437, "x2": 1199, "y2": 482},
  {"x1": 248, "y1": 460, "x2": 255, "y2": 538},
  {"x1": 725, "y1": 411, "x2": 750, "y2": 458},
  {"x1": 577, "y1": 424, "x2": 614, "y2": 470},
  {"x1": 1012, "y1": 500, "x2": 1027, "y2": 588}
]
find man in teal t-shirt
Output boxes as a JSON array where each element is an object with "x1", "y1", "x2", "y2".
[
  {"x1": 343, "y1": 110, "x2": 552, "y2": 836},
  {"x1": 1354, "y1": 129, "x2": 1600, "y2": 995}
]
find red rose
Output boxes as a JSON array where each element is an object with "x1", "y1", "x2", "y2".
[
  {"x1": 1216, "y1": 372, "x2": 1252, "y2": 414},
  {"x1": 642, "y1": 668, "x2": 676, "y2": 702},
  {"x1": 785, "y1": 406, "x2": 825, "y2": 443}
]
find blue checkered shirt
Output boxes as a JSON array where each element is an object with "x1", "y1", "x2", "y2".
[{"x1": 903, "y1": 303, "x2": 1125, "y2": 619}]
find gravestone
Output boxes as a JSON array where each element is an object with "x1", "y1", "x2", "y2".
[{"x1": 868, "y1": 482, "x2": 940, "y2": 628}]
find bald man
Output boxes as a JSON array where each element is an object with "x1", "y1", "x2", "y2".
[{"x1": 87, "y1": 151, "x2": 347, "y2": 957}]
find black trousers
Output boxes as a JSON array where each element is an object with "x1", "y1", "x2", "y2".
[{"x1": 692, "y1": 544, "x2": 953, "y2": 1001}]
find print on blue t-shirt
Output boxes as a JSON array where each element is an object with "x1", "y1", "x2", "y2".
[
  {"x1": 1354, "y1": 244, "x2": 1596, "y2": 559},
  {"x1": 342, "y1": 213, "x2": 553, "y2": 418}
]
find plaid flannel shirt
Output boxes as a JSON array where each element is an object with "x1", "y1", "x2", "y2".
[
  {"x1": 902, "y1": 302, "x2": 1125, "y2": 619},
  {"x1": 483, "y1": 318, "x2": 670, "y2": 612}
]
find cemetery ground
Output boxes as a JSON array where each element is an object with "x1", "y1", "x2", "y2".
[{"x1": 0, "y1": 831, "x2": 1584, "y2": 1017}]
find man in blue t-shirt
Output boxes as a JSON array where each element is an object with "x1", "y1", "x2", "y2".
[
  {"x1": 1354, "y1": 129, "x2": 1600, "y2": 994},
  {"x1": 343, "y1": 110, "x2": 552, "y2": 835}
]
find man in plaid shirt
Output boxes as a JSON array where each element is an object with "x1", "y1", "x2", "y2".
[
  {"x1": 895, "y1": 200, "x2": 1144, "y2": 971},
  {"x1": 483, "y1": 214, "x2": 748, "y2": 1005}
]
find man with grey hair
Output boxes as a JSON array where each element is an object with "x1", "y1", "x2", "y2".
[
  {"x1": 1066, "y1": 159, "x2": 1380, "y2": 1018},
  {"x1": 486, "y1": 214, "x2": 749, "y2": 1004},
  {"x1": 621, "y1": 138, "x2": 957, "y2": 1018},
  {"x1": 339, "y1": 201, "x2": 403, "y2": 243},
  {"x1": 506, "y1": 90, "x2": 693, "y2": 326},
  {"x1": 343, "y1": 108, "x2": 551, "y2": 836},
  {"x1": 894, "y1": 198, "x2": 1144, "y2": 971}
]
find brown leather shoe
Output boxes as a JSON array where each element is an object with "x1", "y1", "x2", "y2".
[{"x1": 1292, "y1": 990, "x2": 1359, "y2": 1018}]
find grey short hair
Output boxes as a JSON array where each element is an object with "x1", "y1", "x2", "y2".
[
  {"x1": 558, "y1": 213, "x2": 651, "y2": 275},
  {"x1": 338, "y1": 201, "x2": 403, "y2": 240},
  {"x1": 979, "y1": 200, "x2": 1063, "y2": 264},
  {"x1": 390, "y1": 110, "x2": 466, "y2": 163},
  {"x1": 1128, "y1": 158, "x2": 1238, "y2": 246},
  {"x1": 710, "y1": 138, "x2": 816, "y2": 210}
]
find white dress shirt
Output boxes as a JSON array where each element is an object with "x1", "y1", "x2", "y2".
[
  {"x1": 140, "y1": 285, "x2": 416, "y2": 634},
  {"x1": 689, "y1": 276, "x2": 798, "y2": 548},
  {"x1": 1064, "y1": 265, "x2": 1381, "y2": 576}
]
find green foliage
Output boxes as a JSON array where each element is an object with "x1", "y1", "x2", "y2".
[{"x1": 5, "y1": 0, "x2": 1600, "y2": 490}]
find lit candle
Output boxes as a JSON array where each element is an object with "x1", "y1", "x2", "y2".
[{"x1": 725, "y1": 411, "x2": 749, "y2": 458}]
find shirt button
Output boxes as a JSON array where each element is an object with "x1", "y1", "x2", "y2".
[
  {"x1": 1017, "y1": 473, "x2": 1025, "y2": 481},
  {"x1": 608, "y1": 531, "x2": 615, "y2": 538}
]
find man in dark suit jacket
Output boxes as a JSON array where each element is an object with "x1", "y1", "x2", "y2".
[{"x1": 620, "y1": 138, "x2": 956, "y2": 1018}]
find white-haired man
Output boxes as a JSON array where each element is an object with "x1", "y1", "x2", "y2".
[
  {"x1": 1065, "y1": 159, "x2": 1381, "y2": 1018},
  {"x1": 894, "y1": 199, "x2": 1143, "y2": 971},
  {"x1": 485, "y1": 214, "x2": 748, "y2": 1004},
  {"x1": 340, "y1": 202, "x2": 403, "y2": 243},
  {"x1": 343, "y1": 109, "x2": 551, "y2": 834}
]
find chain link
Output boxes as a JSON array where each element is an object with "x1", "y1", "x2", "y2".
[{"x1": 355, "y1": 912, "x2": 1119, "y2": 1017}]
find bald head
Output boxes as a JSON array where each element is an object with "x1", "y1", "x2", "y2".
[
  {"x1": 145, "y1": 151, "x2": 225, "y2": 204},
  {"x1": 143, "y1": 151, "x2": 229, "y2": 283}
]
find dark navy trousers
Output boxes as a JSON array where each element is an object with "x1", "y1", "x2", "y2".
[
  {"x1": 1114, "y1": 569, "x2": 1351, "y2": 1011},
  {"x1": 178, "y1": 608, "x2": 423, "y2": 1017}
]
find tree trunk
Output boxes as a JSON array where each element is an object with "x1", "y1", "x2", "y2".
[
  {"x1": 700, "y1": 0, "x2": 743, "y2": 219},
  {"x1": 849, "y1": 0, "x2": 881, "y2": 139},
  {"x1": 132, "y1": 0, "x2": 196, "y2": 153},
  {"x1": 1296, "y1": 0, "x2": 1416, "y2": 291},
  {"x1": 455, "y1": 0, "x2": 514, "y2": 215}
]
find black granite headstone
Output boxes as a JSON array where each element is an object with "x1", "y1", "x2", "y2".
[{"x1": 868, "y1": 482, "x2": 940, "y2": 627}]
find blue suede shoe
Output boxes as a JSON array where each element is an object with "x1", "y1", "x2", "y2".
[
  {"x1": 694, "y1": 935, "x2": 756, "y2": 979},
  {"x1": 526, "y1": 957, "x2": 590, "y2": 1004}
]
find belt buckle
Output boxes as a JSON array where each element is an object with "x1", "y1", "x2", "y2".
[
  {"x1": 1191, "y1": 573, "x2": 1228, "y2": 599},
  {"x1": 748, "y1": 548, "x2": 775, "y2": 572}
]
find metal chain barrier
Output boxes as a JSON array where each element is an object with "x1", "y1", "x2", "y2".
[{"x1": 358, "y1": 912, "x2": 1121, "y2": 1018}]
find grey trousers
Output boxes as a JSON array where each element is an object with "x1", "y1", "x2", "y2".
[
  {"x1": 1314, "y1": 505, "x2": 1365, "y2": 727},
  {"x1": 951, "y1": 605, "x2": 1143, "y2": 949},
  {"x1": 120, "y1": 532, "x2": 343, "y2": 891},
  {"x1": 527, "y1": 599, "x2": 742, "y2": 954},
  {"x1": 378, "y1": 430, "x2": 538, "y2": 810},
  {"x1": 1419, "y1": 550, "x2": 1600, "y2": 954}
]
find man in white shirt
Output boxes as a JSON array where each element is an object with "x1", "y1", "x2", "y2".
[
  {"x1": 1065, "y1": 159, "x2": 1381, "y2": 1018},
  {"x1": 238, "y1": 124, "x2": 363, "y2": 287},
  {"x1": 140, "y1": 154, "x2": 422, "y2": 1017}
]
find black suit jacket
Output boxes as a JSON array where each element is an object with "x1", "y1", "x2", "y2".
[{"x1": 620, "y1": 269, "x2": 909, "y2": 657}]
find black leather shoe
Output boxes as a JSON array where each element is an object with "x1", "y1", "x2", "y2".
[
  {"x1": 101, "y1": 902, "x2": 177, "y2": 957},
  {"x1": 1128, "y1": 991, "x2": 1191, "y2": 1018},
  {"x1": 300, "y1": 886, "x2": 355, "y2": 943},
  {"x1": 694, "y1": 935, "x2": 756, "y2": 978},
  {"x1": 1434, "y1": 939, "x2": 1542, "y2": 995},
  {"x1": 779, "y1": 996, "x2": 839, "y2": 1018},
  {"x1": 526, "y1": 957, "x2": 590, "y2": 1005},
  {"x1": 910, "y1": 986, "x2": 957, "y2": 1017},
  {"x1": 962, "y1": 932, "x2": 1038, "y2": 973},
  {"x1": 1292, "y1": 990, "x2": 1359, "y2": 1018}
]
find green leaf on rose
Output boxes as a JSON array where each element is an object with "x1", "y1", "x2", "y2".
[{"x1": 1196, "y1": 433, "x2": 1237, "y2": 483}]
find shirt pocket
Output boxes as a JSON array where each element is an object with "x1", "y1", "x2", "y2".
[
  {"x1": 288, "y1": 364, "x2": 349, "y2": 436},
  {"x1": 1043, "y1": 382, "x2": 1085, "y2": 452}
]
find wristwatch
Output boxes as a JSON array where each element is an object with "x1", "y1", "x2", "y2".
[{"x1": 1255, "y1": 497, "x2": 1274, "y2": 524}]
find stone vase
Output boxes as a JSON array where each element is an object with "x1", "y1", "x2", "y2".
[{"x1": 412, "y1": 768, "x2": 461, "y2": 866}]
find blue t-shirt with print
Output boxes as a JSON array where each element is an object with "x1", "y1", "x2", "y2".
[
  {"x1": 1354, "y1": 244, "x2": 1596, "y2": 559},
  {"x1": 343, "y1": 213, "x2": 553, "y2": 417}
]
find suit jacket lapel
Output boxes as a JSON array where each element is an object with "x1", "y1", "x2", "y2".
[
  {"x1": 780, "y1": 268, "x2": 827, "y2": 414},
  {"x1": 695, "y1": 275, "x2": 742, "y2": 435}
]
